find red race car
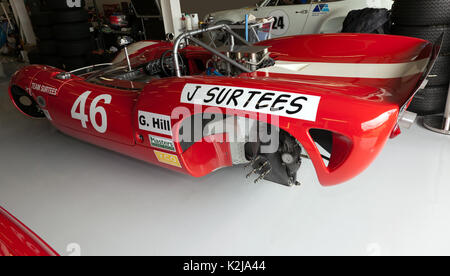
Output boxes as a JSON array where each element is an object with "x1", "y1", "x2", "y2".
[
  {"x1": 0, "y1": 206, "x2": 58, "y2": 256},
  {"x1": 9, "y1": 25, "x2": 440, "y2": 187}
]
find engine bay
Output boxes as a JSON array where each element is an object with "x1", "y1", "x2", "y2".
[
  {"x1": 79, "y1": 25, "x2": 276, "y2": 90},
  {"x1": 119, "y1": 44, "x2": 275, "y2": 81},
  {"x1": 206, "y1": 45, "x2": 275, "y2": 77}
]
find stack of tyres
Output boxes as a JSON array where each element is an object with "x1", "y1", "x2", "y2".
[
  {"x1": 48, "y1": 0, "x2": 92, "y2": 71},
  {"x1": 392, "y1": 0, "x2": 450, "y2": 116},
  {"x1": 30, "y1": 10, "x2": 61, "y2": 68}
]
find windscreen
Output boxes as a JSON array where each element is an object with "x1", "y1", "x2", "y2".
[{"x1": 84, "y1": 52, "x2": 155, "y2": 91}]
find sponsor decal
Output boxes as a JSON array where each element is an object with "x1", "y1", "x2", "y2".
[
  {"x1": 150, "y1": 135, "x2": 176, "y2": 152},
  {"x1": 31, "y1": 82, "x2": 58, "y2": 96},
  {"x1": 180, "y1": 84, "x2": 321, "y2": 122},
  {"x1": 268, "y1": 10, "x2": 290, "y2": 36},
  {"x1": 138, "y1": 111, "x2": 173, "y2": 136},
  {"x1": 312, "y1": 4, "x2": 330, "y2": 15},
  {"x1": 154, "y1": 150, "x2": 182, "y2": 168}
]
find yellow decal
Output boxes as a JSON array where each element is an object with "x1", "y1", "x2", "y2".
[{"x1": 154, "y1": 150, "x2": 182, "y2": 168}]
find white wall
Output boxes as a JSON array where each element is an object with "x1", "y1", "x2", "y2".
[
  {"x1": 88, "y1": 0, "x2": 258, "y2": 18},
  {"x1": 181, "y1": 0, "x2": 258, "y2": 18}
]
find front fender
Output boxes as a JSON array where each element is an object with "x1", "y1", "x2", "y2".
[
  {"x1": 9, "y1": 65, "x2": 45, "y2": 93},
  {"x1": 9, "y1": 65, "x2": 69, "y2": 118}
]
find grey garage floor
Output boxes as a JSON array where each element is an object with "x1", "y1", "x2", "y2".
[{"x1": 1, "y1": 77, "x2": 450, "y2": 256}]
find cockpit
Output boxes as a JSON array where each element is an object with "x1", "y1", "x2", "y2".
[{"x1": 70, "y1": 24, "x2": 275, "y2": 91}]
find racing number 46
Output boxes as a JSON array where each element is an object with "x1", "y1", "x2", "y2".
[{"x1": 71, "y1": 91, "x2": 112, "y2": 133}]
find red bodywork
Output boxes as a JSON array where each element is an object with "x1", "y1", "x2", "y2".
[
  {"x1": 0, "y1": 207, "x2": 58, "y2": 256},
  {"x1": 9, "y1": 34, "x2": 436, "y2": 186}
]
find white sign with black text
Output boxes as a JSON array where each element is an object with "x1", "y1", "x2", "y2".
[
  {"x1": 138, "y1": 111, "x2": 173, "y2": 136},
  {"x1": 180, "y1": 83, "x2": 321, "y2": 122}
]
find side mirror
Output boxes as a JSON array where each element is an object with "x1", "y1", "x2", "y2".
[
  {"x1": 117, "y1": 36, "x2": 133, "y2": 48},
  {"x1": 117, "y1": 36, "x2": 133, "y2": 71}
]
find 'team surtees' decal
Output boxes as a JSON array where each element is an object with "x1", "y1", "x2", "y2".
[
  {"x1": 138, "y1": 111, "x2": 173, "y2": 136},
  {"x1": 181, "y1": 84, "x2": 321, "y2": 122},
  {"x1": 31, "y1": 82, "x2": 58, "y2": 96}
]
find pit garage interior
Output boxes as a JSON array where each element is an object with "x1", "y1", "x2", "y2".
[{"x1": 1, "y1": 0, "x2": 450, "y2": 256}]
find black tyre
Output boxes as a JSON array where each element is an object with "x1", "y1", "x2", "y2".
[
  {"x1": 56, "y1": 39, "x2": 92, "y2": 57},
  {"x1": 31, "y1": 11, "x2": 53, "y2": 27},
  {"x1": 392, "y1": 0, "x2": 450, "y2": 26},
  {"x1": 27, "y1": 0, "x2": 42, "y2": 14},
  {"x1": 408, "y1": 85, "x2": 449, "y2": 115},
  {"x1": 34, "y1": 26, "x2": 53, "y2": 40},
  {"x1": 39, "y1": 4, "x2": 52, "y2": 12},
  {"x1": 41, "y1": 55, "x2": 63, "y2": 69},
  {"x1": 342, "y1": 8, "x2": 391, "y2": 34},
  {"x1": 52, "y1": 22, "x2": 91, "y2": 40},
  {"x1": 428, "y1": 54, "x2": 450, "y2": 86},
  {"x1": 392, "y1": 24, "x2": 450, "y2": 54},
  {"x1": 47, "y1": 0, "x2": 85, "y2": 10},
  {"x1": 38, "y1": 40, "x2": 57, "y2": 55},
  {"x1": 53, "y1": 9, "x2": 89, "y2": 24},
  {"x1": 63, "y1": 56, "x2": 89, "y2": 71}
]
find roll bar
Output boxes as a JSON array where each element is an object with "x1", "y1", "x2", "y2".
[{"x1": 173, "y1": 24, "x2": 253, "y2": 77}]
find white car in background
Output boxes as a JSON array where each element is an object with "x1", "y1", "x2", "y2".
[{"x1": 207, "y1": 0, "x2": 393, "y2": 38}]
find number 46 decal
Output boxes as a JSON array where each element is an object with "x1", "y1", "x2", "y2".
[{"x1": 71, "y1": 91, "x2": 112, "y2": 133}]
